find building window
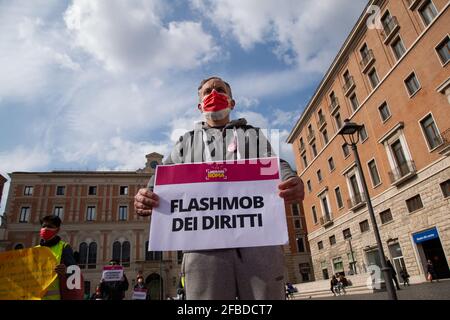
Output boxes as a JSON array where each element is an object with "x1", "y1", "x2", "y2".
[
  {"x1": 317, "y1": 170, "x2": 322, "y2": 182},
  {"x1": 311, "y1": 143, "x2": 318, "y2": 157},
  {"x1": 307, "y1": 180, "x2": 312, "y2": 193},
  {"x1": 329, "y1": 235, "x2": 336, "y2": 246},
  {"x1": 24, "y1": 186, "x2": 33, "y2": 196},
  {"x1": 321, "y1": 261, "x2": 329, "y2": 280},
  {"x1": 359, "y1": 220, "x2": 370, "y2": 233},
  {"x1": 54, "y1": 206, "x2": 64, "y2": 219},
  {"x1": 333, "y1": 257, "x2": 344, "y2": 274},
  {"x1": 320, "y1": 194, "x2": 332, "y2": 221},
  {"x1": 318, "y1": 241, "x2": 324, "y2": 250},
  {"x1": 335, "y1": 112, "x2": 343, "y2": 130},
  {"x1": 292, "y1": 203, "x2": 300, "y2": 216},
  {"x1": 19, "y1": 207, "x2": 30, "y2": 223},
  {"x1": 113, "y1": 240, "x2": 131, "y2": 267},
  {"x1": 294, "y1": 219, "x2": 302, "y2": 229},
  {"x1": 177, "y1": 251, "x2": 183, "y2": 264},
  {"x1": 419, "y1": 0, "x2": 438, "y2": 26},
  {"x1": 296, "y1": 237, "x2": 305, "y2": 252},
  {"x1": 302, "y1": 154, "x2": 308, "y2": 168},
  {"x1": 359, "y1": 125, "x2": 368, "y2": 142},
  {"x1": 145, "y1": 241, "x2": 162, "y2": 261},
  {"x1": 350, "y1": 93, "x2": 359, "y2": 111},
  {"x1": 79, "y1": 242, "x2": 97, "y2": 269},
  {"x1": 88, "y1": 186, "x2": 97, "y2": 196},
  {"x1": 322, "y1": 129, "x2": 329, "y2": 144},
  {"x1": 379, "y1": 102, "x2": 391, "y2": 122},
  {"x1": 342, "y1": 143, "x2": 350, "y2": 158},
  {"x1": 440, "y1": 180, "x2": 450, "y2": 198},
  {"x1": 368, "y1": 68, "x2": 380, "y2": 89},
  {"x1": 405, "y1": 72, "x2": 421, "y2": 96},
  {"x1": 380, "y1": 209, "x2": 393, "y2": 224},
  {"x1": 436, "y1": 36, "x2": 450, "y2": 65},
  {"x1": 335, "y1": 187, "x2": 344, "y2": 209},
  {"x1": 312, "y1": 206, "x2": 318, "y2": 224},
  {"x1": 86, "y1": 206, "x2": 96, "y2": 221},
  {"x1": 368, "y1": 160, "x2": 381, "y2": 186},
  {"x1": 328, "y1": 157, "x2": 335, "y2": 171},
  {"x1": 420, "y1": 114, "x2": 442, "y2": 150},
  {"x1": 56, "y1": 186, "x2": 65, "y2": 196},
  {"x1": 343, "y1": 228, "x2": 352, "y2": 239},
  {"x1": 406, "y1": 195, "x2": 424, "y2": 213},
  {"x1": 120, "y1": 186, "x2": 128, "y2": 195},
  {"x1": 119, "y1": 206, "x2": 128, "y2": 221},
  {"x1": 391, "y1": 37, "x2": 406, "y2": 60}
]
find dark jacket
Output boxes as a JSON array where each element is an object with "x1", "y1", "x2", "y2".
[
  {"x1": 39, "y1": 236, "x2": 77, "y2": 267},
  {"x1": 100, "y1": 274, "x2": 129, "y2": 300}
]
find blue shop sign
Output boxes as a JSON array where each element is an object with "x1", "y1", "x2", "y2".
[{"x1": 413, "y1": 227, "x2": 439, "y2": 244}]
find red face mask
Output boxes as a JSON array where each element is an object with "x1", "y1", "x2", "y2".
[
  {"x1": 40, "y1": 228, "x2": 58, "y2": 241},
  {"x1": 199, "y1": 90, "x2": 230, "y2": 112}
]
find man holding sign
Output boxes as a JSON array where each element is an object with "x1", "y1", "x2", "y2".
[{"x1": 134, "y1": 77, "x2": 304, "y2": 300}]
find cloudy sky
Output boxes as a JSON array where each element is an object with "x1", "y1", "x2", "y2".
[{"x1": 0, "y1": 0, "x2": 368, "y2": 212}]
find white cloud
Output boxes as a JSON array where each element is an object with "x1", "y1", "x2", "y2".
[
  {"x1": 271, "y1": 109, "x2": 298, "y2": 127},
  {"x1": 64, "y1": 0, "x2": 219, "y2": 75},
  {"x1": 191, "y1": 0, "x2": 367, "y2": 72},
  {"x1": 0, "y1": 146, "x2": 50, "y2": 172}
]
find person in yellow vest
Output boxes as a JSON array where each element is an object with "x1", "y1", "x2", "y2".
[{"x1": 37, "y1": 215, "x2": 78, "y2": 300}]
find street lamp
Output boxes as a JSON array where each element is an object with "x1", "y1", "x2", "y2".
[{"x1": 338, "y1": 119, "x2": 398, "y2": 300}]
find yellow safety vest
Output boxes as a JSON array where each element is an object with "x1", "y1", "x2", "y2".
[{"x1": 36, "y1": 240, "x2": 68, "y2": 300}]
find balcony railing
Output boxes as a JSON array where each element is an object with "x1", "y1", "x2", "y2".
[
  {"x1": 329, "y1": 97, "x2": 339, "y2": 114},
  {"x1": 437, "y1": 128, "x2": 450, "y2": 156},
  {"x1": 347, "y1": 193, "x2": 367, "y2": 211},
  {"x1": 317, "y1": 115, "x2": 326, "y2": 130},
  {"x1": 343, "y1": 76, "x2": 356, "y2": 96},
  {"x1": 299, "y1": 143, "x2": 306, "y2": 154},
  {"x1": 307, "y1": 130, "x2": 315, "y2": 143},
  {"x1": 360, "y1": 49, "x2": 375, "y2": 73},
  {"x1": 381, "y1": 16, "x2": 400, "y2": 44},
  {"x1": 320, "y1": 214, "x2": 333, "y2": 227},
  {"x1": 388, "y1": 160, "x2": 417, "y2": 186}
]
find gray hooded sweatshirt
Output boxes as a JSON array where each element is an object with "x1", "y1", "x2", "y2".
[{"x1": 147, "y1": 118, "x2": 297, "y2": 189}]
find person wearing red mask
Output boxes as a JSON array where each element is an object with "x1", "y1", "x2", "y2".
[
  {"x1": 36, "y1": 215, "x2": 78, "y2": 300},
  {"x1": 134, "y1": 77, "x2": 305, "y2": 300}
]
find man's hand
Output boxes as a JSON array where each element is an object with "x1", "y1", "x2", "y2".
[
  {"x1": 134, "y1": 188, "x2": 160, "y2": 217},
  {"x1": 278, "y1": 176, "x2": 305, "y2": 204},
  {"x1": 55, "y1": 264, "x2": 67, "y2": 277}
]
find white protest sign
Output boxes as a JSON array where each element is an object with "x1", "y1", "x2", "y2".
[
  {"x1": 132, "y1": 289, "x2": 148, "y2": 300},
  {"x1": 149, "y1": 157, "x2": 288, "y2": 251},
  {"x1": 101, "y1": 266, "x2": 124, "y2": 282}
]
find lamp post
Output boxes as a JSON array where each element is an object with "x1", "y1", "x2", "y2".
[{"x1": 338, "y1": 119, "x2": 398, "y2": 300}]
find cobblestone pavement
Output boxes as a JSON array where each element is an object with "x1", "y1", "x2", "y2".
[{"x1": 313, "y1": 279, "x2": 450, "y2": 300}]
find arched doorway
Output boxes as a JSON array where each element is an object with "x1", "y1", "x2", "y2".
[{"x1": 146, "y1": 273, "x2": 163, "y2": 300}]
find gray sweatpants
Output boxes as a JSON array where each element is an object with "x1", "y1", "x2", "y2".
[{"x1": 182, "y1": 246, "x2": 285, "y2": 300}]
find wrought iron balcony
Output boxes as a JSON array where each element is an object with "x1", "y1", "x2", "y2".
[
  {"x1": 320, "y1": 214, "x2": 333, "y2": 227},
  {"x1": 388, "y1": 160, "x2": 417, "y2": 186},
  {"x1": 307, "y1": 130, "x2": 315, "y2": 143},
  {"x1": 347, "y1": 193, "x2": 367, "y2": 212},
  {"x1": 437, "y1": 128, "x2": 450, "y2": 156},
  {"x1": 343, "y1": 76, "x2": 356, "y2": 96},
  {"x1": 317, "y1": 115, "x2": 327, "y2": 130},
  {"x1": 329, "y1": 97, "x2": 340, "y2": 114},
  {"x1": 299, "y1": 142, "x2": 306, "y2": 154},
  {"x1": 381, "y1": 16, "x2": 400, "y2": 44},
  {"x1": 360, "y1": 49, "x2": 375, "y2": 73}
]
